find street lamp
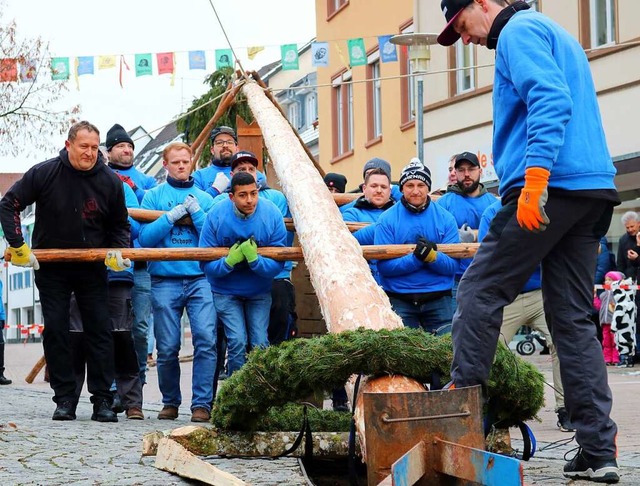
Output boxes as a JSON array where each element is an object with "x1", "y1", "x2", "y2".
[{"x1": 389, "y1": 33, "x2": 439, "y2": 164}]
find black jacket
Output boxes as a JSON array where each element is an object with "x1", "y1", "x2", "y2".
[
  {"x1": 0, "y1": 149, "x2": 130, "y2": 250},
  {"x1": 616, "y1": 233, "x2": 639, "y2": 280}
]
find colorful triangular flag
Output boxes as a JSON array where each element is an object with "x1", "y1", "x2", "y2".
[
  {"x1": 347, "y1": 38, "x2": 367, "y2": 67},
  {"x1": 281, "y1": 44, "x2": 299, "y2": 71},
  {"x1": 247, "y1": 46, "x2": 265, "y2": 60},
  {"x1": 311, "y1": 42, "x2": 329, "y2": 67}
]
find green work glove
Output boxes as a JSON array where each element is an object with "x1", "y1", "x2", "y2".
[
  {"x1": 225, "y1": 242, "x2": 245, "y2": 268},
  {"x1": 240, "y1": 238, "x2": 259, "y2": 263}
]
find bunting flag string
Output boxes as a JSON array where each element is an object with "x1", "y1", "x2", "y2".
[{"x1": 0, "y1": 33, "x2": 408, "y2": 86}]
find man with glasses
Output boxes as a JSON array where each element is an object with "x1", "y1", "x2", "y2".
[
  {"x1": 193, "y1": 126, "x2": 239, "y2": 197},
  {"x1": 435, "y1": 152, "x2": 497, "y2": 300}
]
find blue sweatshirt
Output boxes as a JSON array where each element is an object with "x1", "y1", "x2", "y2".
[
  {"x1": 193, "y1": 164, "x2": 267, "y2": 198},
  {"x1": 199, "y1": 198, "x2": 286, "y2": 297},
  {"x1": 479, "y1": 200, "x2": 540, "y2": 292},
  {"x1": 107, "y1": 182, "x2": 140, "y2": 286},
  {"x1": 436, "y1": 187, "x2": 497, "y2": 279},
  {"x1": 343, "y1": 198, "x2": 394, "y2": 284},
  {"x1": 139, "y1": 177, "x2": 215, "y2": 277},
  {"x1": 493, "y1": 10, "x2": 616, "y2": 197},
  {"x1": 108, "y1": 164, "x2": 157, "y2": 203},
  {"x1": 375, "y1": 200, "x2": 459, "y2": 294},
  {"x1": 211, "y1": 180, "x2": 293, "y2": 279}
]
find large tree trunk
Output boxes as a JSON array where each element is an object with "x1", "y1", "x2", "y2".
[{"x1": 242, "y1": 81, "x2": 403, "y2": 333}]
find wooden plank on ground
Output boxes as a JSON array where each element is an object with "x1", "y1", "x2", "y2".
[{"x1": 154, "y1": 437, "x2": 248, "y2": 486}]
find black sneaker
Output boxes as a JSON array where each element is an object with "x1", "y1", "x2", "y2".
[
  {"x1": 91, "y1": 398, "x2": 118, "y2": 423},
  {"x1": 0, "y1": 374, "x2": 12, "y2": 385},
  {"x1": 52, "y1": 400, "x2": 77, "y2": 421},
  {"x1": 111, "y1": 393, "x2": 125, "y2": 414},
  {"x1": 563, "y1": 448, "x2": 619, "y2": 483},
  {"x1": 556, "y1": 407, "x2": 576, "y2": 432}
]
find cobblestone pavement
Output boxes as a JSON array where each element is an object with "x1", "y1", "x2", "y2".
[{"x1": 2, "y1": 343, "x2": 640, "y2": 485}]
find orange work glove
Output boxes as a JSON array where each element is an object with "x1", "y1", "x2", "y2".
[{"x1": 517, "y1": 167, "x2": 550, "y2": 232}]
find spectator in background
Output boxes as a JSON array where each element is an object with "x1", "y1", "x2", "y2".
[
  {"x1": 340, "y1": 158, "x2": 402, "y2": 214},
  {"x1": 323, "y1": 172, "x2": 347, "y2": 194},
  {"x1": 596, "y1": 271, "x2": 625, "y2": 366},
  {"x1": 593, "y1": 236, "x2": 616, "y2": 343},
  {"x1": 375, "y1": 158, "x2": 459, "y2": 333},
  {"x1": 616, "y1": 211, "x2": 640, "y2": 363},
  {"x1": 431, "y1": 153, "x2": 458, "y2": 196}
]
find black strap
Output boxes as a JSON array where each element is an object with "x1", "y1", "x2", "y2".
[
  {"x1": 348, "y1": 375, "x2": 363, "y2": 486},
  {"x1": 278, "y1": 405, "x2": 313, "y2": 460}
]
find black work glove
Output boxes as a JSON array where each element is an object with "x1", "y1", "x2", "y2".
[{"x1": 414, "y1": 237, "x2": 437, "y2": 263}]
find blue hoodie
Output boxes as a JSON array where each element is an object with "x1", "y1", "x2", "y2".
[
  {"x1": 211, "y1": 177, "x2": 293, "y2": 279},
  {"x1": 199, "y1": 198, "x2": 286, "y2": 297},
  {"x1": 139, "y1": 177, "x2": 215, "y2": 277},
  {"x1": 375, "y1": 200, "x2": 459, "y2": 294},
  {"x1": 108, "y1": 164, "x2": 157, "y2": 203},
  {"x1": 107, "y1": 182, "x2": 140, "y2": 285},
  {"x1": 479, "y1": 200, "x2": 540, "y2": 292},
  {"x1": 493, "y1": 10, "x2": 616, "y2": 197}
]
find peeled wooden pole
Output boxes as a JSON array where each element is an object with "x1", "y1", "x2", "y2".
[
  {"x1": 127, "y1": 208, "x2": 369, "y2": 233},
  {"x1": 3, "y1": 244, "x2": 479, "y2": 264},
  {"x1": 243, "y1": 80, "x2": 404, "y2": 333}
]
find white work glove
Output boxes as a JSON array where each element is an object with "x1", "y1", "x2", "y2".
[
  {"x1": 104, "y1": 250, "x2": 131, "y2": 272},
  {"x1": 458, "y1": 224, "x2": 476, "y2": 243},
  {"x1": 166, "y1": 204, "x2": 188, "y2": 224},
  {"x1": 183, "y1": 194, "x2": 201, "y2": 214},
  {"x1": 211, "y1": 172, "x2": 230, "y2": 194}
]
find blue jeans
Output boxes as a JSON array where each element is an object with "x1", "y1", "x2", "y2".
[
  {"x1": 151, "y1": 276, "x2": 216, "y2": 411},
  {"x1": 132, "y1": 268, "x2": 152, "y2": 383},
  {"x1": 389, "y1": 295, "x2": 453, "y2": 335},
  {"x1": 213, "y1": 292, "x2": 271, "y2": 375}
]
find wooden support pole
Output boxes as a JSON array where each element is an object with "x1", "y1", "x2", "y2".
[
  {"x1": 25, "y1": 355, "x2": 46, "y2": 384},
  {"x1": 4, "y1": 243, "x2": 479, "y2": 264}
]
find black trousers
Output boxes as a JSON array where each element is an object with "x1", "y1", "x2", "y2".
[
  {"x1": 35, "y1": 263, "x2": 114, "y2": 404},
  {"x1": 268, "y1": 278, "x2": 296, "y2": 345},
  {"x1": 451, "y1": 195, "x2": 617, "y2": 459}
]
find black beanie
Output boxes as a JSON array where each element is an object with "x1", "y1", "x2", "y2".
[
  {"x1": 106, "y1": 124, "x2": 134, "y2": 151},
  {"x1": 399, "y1": 158, "x2": 432, "y2": 189},
  {"x1": 324, "y1": 173, "x2": 347, "y2": 193}
]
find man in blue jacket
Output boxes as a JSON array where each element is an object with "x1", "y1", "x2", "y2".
[
  {"x1": 436, "y1": 151, "x2": 497, "y2": 301},
  {"x1": 200, "y1": 172, "x2": 286, "y2": 375},
  {"x1": 438, "y1": 0, "x2": 620, "y2": 481},
  {"x1": 192, "y1": 126, "x2": 239, "y2": 198},
  {"x1": 105, "y1": 123, "x2": 157, "y2": 386},
  {"x1": 0, "y1": 279, "x2": 10, "y2": 385},
  {"x1": 375, "y1": 159, "x2": 459, "y2": 333},
  {"x1": 139, "y1": 142, "x2": 217, "y2": 423}
]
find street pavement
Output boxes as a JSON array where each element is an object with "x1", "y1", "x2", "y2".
[{"x1": 1, "y1": 341, "x2": 640, "y2": 485}]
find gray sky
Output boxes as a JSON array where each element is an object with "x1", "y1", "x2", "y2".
[{"x1": 3, "y1": 0, "x2": 316, "y2": 171}]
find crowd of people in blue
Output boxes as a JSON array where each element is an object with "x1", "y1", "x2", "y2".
[{"x1": 0, "y1": 0, "x2": 636, "y2": 482}]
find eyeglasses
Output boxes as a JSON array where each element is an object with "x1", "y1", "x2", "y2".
[
  {"x1": 213, "y1": 140, "x2": 236, "y2": 147},
  {"x1": 455, "y1": 166, "x2": 480, "y2": 174}
]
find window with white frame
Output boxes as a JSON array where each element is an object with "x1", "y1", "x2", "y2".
[
  {"x1": 332, "y1": 70, "x2": 354, "y2": 157},
  {"x1": 590, "y1": 0, "x2": 616, "y2": 47},
  {"x1": 370, "y1": 60, "x2": 382, "y2": 138},
  {"x1": 287, "y1": 102, "x2": 300, "y2": 130},
  {"x1": 305, "y1": 93, "x2": 318, "y2": 127},
  {"x1": 455, "y1": 41, "x2": 475, "y2": 94}
]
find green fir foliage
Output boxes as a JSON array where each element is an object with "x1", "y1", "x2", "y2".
[
  {"x1": 211, "y1": 328, "x2": 545, "y2": 431},
  {"x1": 257, "y1": 403, "x2": 352, "y2": 432},
  {"x1": 176, "y1": 67, "x2": 253, "y2": 168}
]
